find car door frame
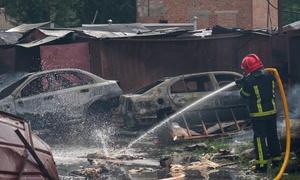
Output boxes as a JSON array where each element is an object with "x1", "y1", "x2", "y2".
[
  {"x1": 167, "y1": 73, "x2": 218, "y2": 108},
  {"x1": 210, "y1": 72, "x2": 244, "y2": 107},
  {"x1": 11, "y1": 73, "x2": 60, "y2": 119}
]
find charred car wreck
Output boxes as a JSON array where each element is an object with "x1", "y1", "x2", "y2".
[
  {"x1": 119, "y1": 71, "x2": 250, "y2": 136},
  {"x1": 0, "y1": 69, "x2": 122, "y2": 131}
]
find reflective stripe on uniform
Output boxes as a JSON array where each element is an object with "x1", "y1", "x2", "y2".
[
  {"x1": 240, "y1": 88, "x2": 250, "y2": 96},
  {"x1": 250, "y1": 109, "x2": 277, "y2": 117},
  {"x1": 256, "y1": 137, "x2": 268, "y2": 167},
  {"x1": 272, "y1": 80, "x2": 276, "y2": 111},
  {"x1": 253, "y1": 85, "x2": 263, "y2": 113}
]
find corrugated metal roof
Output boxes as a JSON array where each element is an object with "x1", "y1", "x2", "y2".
[
  {"x1": 0, "y1": 32, "x2": 22, "y2": 46},
  {"x1": 39, "y1": 29, "x2": 74, "y2": 37},
  {"x1": 16, "y1": 29, "x2": 73, "y2": 48},
  {"x1": 81, "y1": 23, "x2": 149, "y2": 33},
  {"x1": 142, "y1": 23, "x2": 194, "y2": 31},
  {"x1": 6, "y1": 22, "x2": 51, "y2": 33},
  {"x1": 283, "y1": 20, "x2": 300, "y2": 31},
  {"x1": 17, "y1": 36, "x2": 62, "y2": 48},
  {"x1": 83, "y1": 30, "x2": 136, "y2": 38}
]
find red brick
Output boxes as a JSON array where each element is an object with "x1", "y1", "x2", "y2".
[{"x1": 136, "y1": 0, "x2": 278, "y2": 30}]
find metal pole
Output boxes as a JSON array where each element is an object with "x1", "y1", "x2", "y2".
[
  {"x1": 15, "y1": 129, "x2": 53, "y2": 180},
  {"x1": 193, "y1": 16, "x2": 198, "y2": 31}
]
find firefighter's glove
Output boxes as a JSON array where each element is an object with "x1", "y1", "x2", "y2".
[{"x1": 235, "y1": 77, "x2": 245, "y2": 87}]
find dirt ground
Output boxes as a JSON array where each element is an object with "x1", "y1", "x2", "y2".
[{"x1": 38, "y1": 124, "x2": 300, "y2": 180}]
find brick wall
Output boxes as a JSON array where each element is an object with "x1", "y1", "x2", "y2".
[
  {"x1": 0, "y1": 8, "x2": 14, "y2": 31},
  {"x1": 252, "y1": 0, "x2": 278, "y2": 29},
  {"x1": 137, "y1": 0, "x2": 278, "y2": 29}
]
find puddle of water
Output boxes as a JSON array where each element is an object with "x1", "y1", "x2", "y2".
[{"x1": 52, "y1": 145, "x2": 100, "y2": 165}]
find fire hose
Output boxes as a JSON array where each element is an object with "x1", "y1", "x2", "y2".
[{"x1": 265, "y1": 68, "x2": 290, "y2": 180}]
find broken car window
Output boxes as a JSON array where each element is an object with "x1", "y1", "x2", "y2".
[
  {"x1": 215, "y1": 74, "x2": 240, "y2": 90},
  {"x1": 171, "y1": 79, "x2": 187, "y2": 93},
  {"x1": 75, "y1": 72, "x2": 95, "y2": 85},
  {"x1": 50, "y1": 72, "x2": 95, "y2": 91},
  {"x1": 134, "y1": 80, "x2": 164, "y2": 94},
  {"x1": 0, "y1": 77, "x2": 28, "y2": 99},
  {"x1": 21, "y1": 76, "x2": 50, "y2": 97},
  {"x1": 184, "y1": 75, "x2": 214, "y2": 92}
]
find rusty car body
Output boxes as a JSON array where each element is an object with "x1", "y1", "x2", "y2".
[
  {"x1": 119, "y1": 71, "x2": 249, "y2": 130},
  {"x1": 0, "y1": 111, "x2": 59, "y2": 179},
  {"x1": 0, "y1": 69, "x2": 122, "y2": 131}
]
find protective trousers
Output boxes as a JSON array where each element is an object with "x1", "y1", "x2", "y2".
[{"x1": 252, "y1": 114, "x2": 281, "y2": 168}]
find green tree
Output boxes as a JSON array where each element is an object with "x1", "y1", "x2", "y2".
[
  {"x1": 79, "y1": 0, "x2": 136, "y2": 24},
  {"x1": 3, "y1": 0, "x2": 136, "y2": 27},
  {"x1": 283, "y1": 0, "x2": 300, "y2": 25},
  {"x1": 4, "y1": 0, "x2": 50, "y2": 24}
]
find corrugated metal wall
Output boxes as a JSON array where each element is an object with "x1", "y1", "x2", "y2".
[
  {"x1": 289, "y1": 35, "x2": 300, "y2": 83},
  {"x1": 40, "y1": 42, "x2": 91, "y2": 71},
  {"x1": 0, "y1": 48, "x2": 15, "y2": 74},
  {"x1": 90, "y1": 34, "x2": 272, "y2": 92}
]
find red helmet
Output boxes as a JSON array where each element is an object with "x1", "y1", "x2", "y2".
[{"x1": 241, "y1": 54, "x2": 263, "y2": 74}]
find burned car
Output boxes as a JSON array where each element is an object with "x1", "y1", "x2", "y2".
[
  {"x1": 120, "y1": 71, "x2": 249, "y2": 130},
  {"x1": 0, "y1": 69, "x2": 122, "y2": 131}
]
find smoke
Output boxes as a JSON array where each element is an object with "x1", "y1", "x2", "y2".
[
  {"x1": 286, "y1": 84, "x2": 300, "y2": 119},
  {"x1": 277, "y1": 84, "x2": 300, "y2": 137}
]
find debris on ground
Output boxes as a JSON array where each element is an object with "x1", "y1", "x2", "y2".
[
  {"x1": 161, "y1": 154, "x2": 221, "y2": 179},
  {"x1": 169, "y1": 164, "x2": 185, "y2": 177},
  {"x1": 128, "y1": 167, "x2": 155, "y2": 174},
  {"x1": 160, "y1": 155, "x2": 172, "y2": 168},
  {"x1": 184, "y1": 143, "x2": 208, "y2": 151},
  {"x1": 171, "y1": 122, "x2": 200, "y2": 140},
  {"x1": 211, "y1": 148, "x2": 239, "y2": 161},
  {"x1": 240, "y1": 148, "x2": 255, "y2": 159},
  {"x1": 70, "y1": 167, "x2": 103, "y2": 178},
  {"x1": 188, "y1": 154, "x2": 220, "y2": 170}
]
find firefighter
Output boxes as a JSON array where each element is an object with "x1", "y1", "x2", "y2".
[{"x1": 235, "y1": 54, "x2": 281, "y2": 173}]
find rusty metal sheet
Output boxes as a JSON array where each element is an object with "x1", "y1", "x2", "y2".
[
  {"x1": 0, "y1": 32, "x2": 22, "y2": 46},
  {"x1": 17, "y1": 36, "x2": 61, "y2": 48},
  {"x1": 0, "y1": 111, "x2": 59, "y2": 179},
  {"x1": 82, "y1": 23, "x2": 150, "y2": 33},
  {"x1": 90, "y1": 33, "x2": 272, "y2": 92},
  {"x1": 40, "y1": 42, "x2": 91, "y2": 71},
  {"x1": 6, "y1": 22, "x2": 51, "y2": 33},
  {"x1": 83, "y1": 30, "x2": 136, "y2": 38}
]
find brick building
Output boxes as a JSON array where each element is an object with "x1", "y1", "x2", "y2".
[
  {"x1": 0, "y1": 8, "x2": 15, "y2": 31},
  {"x1": 137, "y1": 0, "x2": 278, "y2": 30}
]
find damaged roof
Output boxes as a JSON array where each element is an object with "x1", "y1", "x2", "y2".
[
  {"x1": 283, "y1": 20, "x2": 300, "y2": 31},
  {"x1": 0, "y1": 32, "x2": 22, "y2": 46},
  {"x1": 6, "y1": 22, "x2": 51, "y2": 33},
  {"x1": 1, "y1": 23, "x2": 271, "y2": 48},
  {"x1": 83, "y1": 30, "x2": 136, "y2": 38},
  {"x1": 81, "y1": 23, "x2": 150, "y2": 33},
  {"x1": 17, "y1": 29, "x2": 74, "y2": 48}
]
